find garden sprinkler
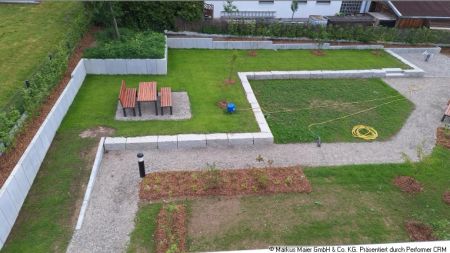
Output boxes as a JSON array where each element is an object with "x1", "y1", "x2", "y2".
[{"x1": 227, "y1": 102, "x2": 236, "y2": 113}]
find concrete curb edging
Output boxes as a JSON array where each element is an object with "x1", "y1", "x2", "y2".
[
  {"x1": 0, "y1": 60, "x2": 88, "y2": 249},
  {"x1": 84, "y1": 36, "x2": 168, "y2": 75},
  {"x1": 75, "y1": 137, "x2": 105, "y2": 230}
]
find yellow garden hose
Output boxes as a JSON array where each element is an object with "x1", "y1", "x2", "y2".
[{"x1": 352, "y1": 125, "x2": 378, "y2": 140}]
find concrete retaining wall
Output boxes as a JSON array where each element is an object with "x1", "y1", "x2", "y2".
[
  {"x1": 0, "y1": 60, "x2": 87, "y2": 249},
  {"x1": 167, "y1": 37, "x2": 384, "y2": 50},
  {"x1": 84, "y1": 39, "x2": 168, "y2": 75},
  {"x1": 388, "y1": 47, "x2": 441, "y2": 54}
]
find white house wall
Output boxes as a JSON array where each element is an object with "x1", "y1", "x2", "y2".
[{"x1": 206, "y1": 0, "x2": 343, "y2": 19}]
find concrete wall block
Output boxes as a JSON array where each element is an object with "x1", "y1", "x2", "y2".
[
  {"x1": 254, "y1": 112, "x2": 267, "y2": 125},
  {"x1": 205, "y1": 133, "x2": 229, "y2": 147},
  {"x1": 253, "y1": 72, "x2": 273, "y2": 80},
  {"x1": 157, "y1": 135, "x2": 178, "y2": 150},
  {"x1": 309, "y1": 71, "x2": 323, "y2": 79},
  {"x1": 84, "y1": 59, "x2": 106, "y2": 74},
  {"x1": 271, "y1": 71, "x2": 291, "y2": 79},
  {"x1": 126, "y1": 59, "x2": 147, "y2": 74},
  {"x1": 388, "y1": 47, "x2": 441, "y2": 54},
  {"x1": 246, "y1": 92, "x2": 259, "y2": 104},
  {"x1": 403, "y1": 69, "x2": 425, "y2": 77},
  {"x1": 0, "y1": 189, "x2": 18, "y2": 225},
  {"x1": 156, "y1": 59, "x2": 167, "y2": 75},
  {"x1": 243, "y1": 72, "x2": 255, "y2": 80},
  {"x1": 167, "y1": 38, "x2": 212, "y2": 48},
  {"x1": 228, "y1": 133, "x2": 254, "y2": 146},
  {"x1": 105, "y1": 59, "x2": 127, "y2": 74},
  {"x1": 104, "y1": 137, "x2": 126, "y2": 151},
  {"x1": 177, "y1": 134, "x2": 207, "y2": 149},
  {"x1": 0, "y1": 212, "x2": 10, "y2": 248},
  {"x1": 126, "y1": 136, "x2": 158, "y2": 150},
  {"x1": 3, "y1": 176, "x2": 26, "y2": 211},
  {"x1": 289, "y1": 71, "x2": 311, "y2": 79},
  {"x1": 253, "y1": 132, "x2": 274, "y2": 146},
  {"x1": 20, "y1": 154, "x2": 37, "y2": 184}
]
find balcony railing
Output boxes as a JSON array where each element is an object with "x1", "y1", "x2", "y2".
[{"x1": 221, "y1": 11, "x2": 276, "y2": 19}]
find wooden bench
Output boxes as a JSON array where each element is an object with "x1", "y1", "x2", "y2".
[
  {"x1": 118, "y1": 80, "x2": 137, "y2": 117},
  {"x1": 442, "y1": 100, "x2": 450, "y2": 122},
  {"x1": 137, "y1": 82, "x2": 157, "y2": 116},
  {"x1": 160, "y1": 87, "x2": 172, "y2": 115}
]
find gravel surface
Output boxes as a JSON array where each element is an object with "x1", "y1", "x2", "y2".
[
  {"x1": 66, "y1": 52, "x2": 450, "y2": 253},
  {"x1": 115, "y1": 92, "x2": 191, "y2": 121},
  {"x1": 395, "y1": 51, "x2": 450, "y2": 77}
]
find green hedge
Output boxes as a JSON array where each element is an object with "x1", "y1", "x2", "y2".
[
  {"x1": 0, "y1": 6, "x2": 90, "y2": 152},
  {"x1": 84, "y1": 30, "x2": 165, "y2": 59},
  {"x1": 176, "y1": 20, "x2": 450, "y2": 45}
]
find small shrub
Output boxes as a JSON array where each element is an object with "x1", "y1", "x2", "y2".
[
  {"x1": 204, "y1": 163, "x2": 222, "y2": 190},
  {"x1": 253, "y1": 170, "x2": 269, "y2": 190},
  {"x1": 285, "y1": 175, "x2": 294, "y2": 186},
  {"x1": 84, "y1": 29, "x2": 165, "y2": 59}
]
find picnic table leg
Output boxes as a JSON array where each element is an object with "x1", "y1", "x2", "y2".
[
  {"x1": 170, "y1": 106, "x2": 173, "y2": 115},
  {"x1": 161, "y1": 107, "x2": 164, "y2": 116},
  {"x1": 155, "y1": 101, "x2": 158, "y2": 116},
  {"x1": 123, "y1": 108, "x2": 127, "y2": 117},
  {"x1": 138, "y1": 102, "x2": 142, "y2": 117},
  {"x1": 442, "y1": 115, "x2": 447, "y2": 122},
  {"x1": 133, "y1": 108, "x2": 136, "y2": 117}
]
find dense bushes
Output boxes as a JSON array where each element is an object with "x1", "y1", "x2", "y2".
[
  {"x1": 176, "y1": 20, "x2": 450, "y2": 44},
  {"x1": 0, "y1": 6, "x2": 90, "y2": 152},
  {"x1": 85, "y1": 2, "x2": 203, "y2": 32},
  {"x1": 84, "y1": 29, "x2": 166, "y2": 59}
]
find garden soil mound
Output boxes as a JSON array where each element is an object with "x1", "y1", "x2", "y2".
[
  {"x1": 393, "y1": 176, "x2": 423, "y2": 193},
  {"x1": 443, "y1": 191, "x2": 450, "y2": 205},
  {"x1": 405, "y1": 221, "x2": 436, "y2": 241},
  {"x1": 140, "y1": 166, "x2": 312, "y2": 201}
]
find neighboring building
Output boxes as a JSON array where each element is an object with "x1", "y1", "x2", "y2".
[
  {"x1": 367, "y1": 1, "x2": 450, "y2": 29},
  {"x1": 205, "y1": 1, "x2": 370, "y2": 20}
]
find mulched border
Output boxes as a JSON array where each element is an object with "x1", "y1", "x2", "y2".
[
  {"x1": 393, "y1": 176, "x2": 423, "y2": 193},
  {"x1": 436, "y1": 127, "x2": 450, "y2": 149},
  {"x1": 443, "y1": 191, "x2": 450, "y2": 205},
  {"x1": 140, "y1": 166, "x2": 312, "y2": 201},
  {"x1": 155, "y1": 205, "x2": 187, "y2": 253},
  {"x1": 405, "y1": 220, "x2": 437, "y2": 241},
  {"x1": 0, "y1": 27, "x2": 99, "y2": 187}
]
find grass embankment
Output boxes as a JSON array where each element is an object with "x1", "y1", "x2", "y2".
[
  {"x1": 251, "y1": 78, "x2": 414, "y2": 143},
  {"x1": 0, "y1": 2, "x2": 85, "y2": 109},
  {"x1": 67, "y1": 49, "x2": 407, "y2": 136},
  {"x1": 129, "y1": 147, "x2": 450, "y2": 251}
]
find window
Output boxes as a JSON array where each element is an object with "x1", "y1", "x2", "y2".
[
  {"x1": 316, "y1": 0, "x2": 331, "y2": 3},
  {"x1": 259, "y1": 0, "x2": 274, "y2": 4}
]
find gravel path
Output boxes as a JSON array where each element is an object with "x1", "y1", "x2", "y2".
[{"x1": 66, "y1": 52, "x2": 450, "y2": 253}]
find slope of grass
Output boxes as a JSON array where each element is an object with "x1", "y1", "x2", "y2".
[
  {"x1": 62, "y1": 49, "x2": 406, "y2": 136},
  {"x1": 251, "y1": 78, "x2": 414, "y2": 143},
  {"x1": 0, "y1": 2, "x2": 85, "y2": 109},
  {"x1": 186, "y1": 147, "x2": 450, "y2": 251}
]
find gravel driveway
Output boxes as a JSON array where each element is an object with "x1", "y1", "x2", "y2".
[{"x1": 66, "y1": 52, "x2": 450, "y2": 253}]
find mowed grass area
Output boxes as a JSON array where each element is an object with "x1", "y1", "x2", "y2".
[
  {"x1": 65, "y1": 49, "x2": 407, "y2": 136},
  {"x1": 251, "y1": 78, "x2": 414, "y2": 143},
  {"x1": 129, "y1": 147, "x2": 450, "y2": 252},
  {"x1": 0, "y1": 2, "x2": 84, "y2": 108}
]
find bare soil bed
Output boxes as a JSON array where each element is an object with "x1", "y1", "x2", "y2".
[
  {"x1": 405, "y1": 221, "x2": 436, "y2": 241},
  {"x1": 140, "y1": 166, "x2": 312, "y2": 201},
  {"x1": 436, "y1": 127, "x2": 450, "y2": 149},
  {"x1": 443, "y1": 191, "x2": 450, "y2": 205},
  {"x1": 155, "y1": 204, "x2": 187, "y2": 253},
  {"x1": 0, "y1": 27, "x2": 98, "y2": 187},
  {"x1": 393, "y1": 176, "x2": 423, "y2": 193}
]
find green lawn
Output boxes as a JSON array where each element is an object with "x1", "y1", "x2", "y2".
[
  {"x1": 0, "y1": 2, "x2": 85, "y2": 109},
  {"x1": 2, "y1": 48, "x2": 409, "y2": 252},
  {"x1": 129, "y1": 147, "x2": 450, "y2": 251},
  {"x1": 65, "y1": 49, "x2": 407, "y2": 136},
  {"x1": 251, "y1": 78, "x2": 414, "y2": 143}
]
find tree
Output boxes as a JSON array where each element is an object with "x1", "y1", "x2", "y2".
[
  {"x1": 291, "y1": 0, "x2": 299, "y2": 21},
  {"x1": 85, "y1": 1, "x2": 122, "y2": 39},
  {"x1": 224, "y1": 0, "x2": 238, "y2": 13}
]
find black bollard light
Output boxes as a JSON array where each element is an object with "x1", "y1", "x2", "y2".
[
  {"x1": 24, "y1": 80, "x2": 30, "y2": 88},
  {"x1": 137, "y1": 153, "x2": 146, "y2": 178},
  {"x1": 316, "y1": 136, "x2": 321, "y2": 148}
]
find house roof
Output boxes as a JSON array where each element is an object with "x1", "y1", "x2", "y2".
[{"x1": 390, "y1": 1, "x2": 450, "y2": 18}]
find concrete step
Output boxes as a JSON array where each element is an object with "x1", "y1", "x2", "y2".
[
  {"x1": 386, "y1": 73, "x2": 406, "y2": 77},
  {"x1": 384, "y1": 68, "x2": 404, "y2": 74}
]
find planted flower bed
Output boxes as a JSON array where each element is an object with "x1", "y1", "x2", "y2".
[{"x1": 140, "y1": 166, "x2": 312, "y2": 201}]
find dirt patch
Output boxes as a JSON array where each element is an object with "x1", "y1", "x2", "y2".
[
  {"x1": 155, "y1": 204, "x2": 187, "y2": 253},
  {"x1": 79, "y1": 126, "x2": 115, "y2": 139},
  {"x1": 311, "y1": 50, "x2": 326, "y2": 56},
  {"x1": 188, "y1": 198, "x2": 241, "y2": 237},
  {"x1": 224, "y1": 79, "x2": 236, "y2": 85},
  {"x1": 436, "y1": 127, "x2": 450, "y2": 149},
  {"x1": 443, "y1": 191, "x2": 450, "y2": 205},
  {"x1": 217, "y1": 100, "x2": 228, "y2": 110},
  {"x1": 140, "y1": 166, "x2": 312, "y2": 201},
  {"x1": 309, "y1": 99, "x2": 358, "y2": 112},
  {"x1": 0, "y1": 26, "x2": 99, "y2": 188},
  {"x1": 247, "y1": 50, "x2": 258, "y2": 57},
  {"x1": 405, "y1": 221, "x2": 436, "y2": 241},
  {"x1": 393, "y1": 176, "x2": 423, "y2": 193},
  {"x1": 371, "y1": 50, "x2": 383, "y2": 56}
]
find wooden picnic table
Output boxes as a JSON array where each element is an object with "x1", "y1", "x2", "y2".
[{"x1": 137, "y1": 82, "x2": 157, "y2": 116}]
